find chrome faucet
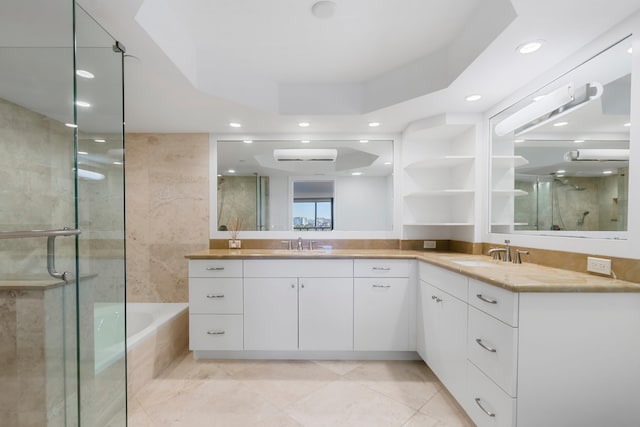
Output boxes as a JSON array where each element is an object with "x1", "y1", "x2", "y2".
[
  {"x1": 297, "y1": 237, "x2": 303, "y2": 251},
  {"x1": 503, "y1": 240, "x2": 511, "y2": 262}
]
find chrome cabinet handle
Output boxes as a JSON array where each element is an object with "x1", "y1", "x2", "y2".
[
  {"x1": 372, "y1": 267, "x2": 391, "y2": 271},
  {"x1": 301, "y1": 283, "x2": 305, "y2": 288},
  {"x1": 431, "y1": 295, "x2": 442, "y2": 303},
  {"x1": 206, "y1": 294, "x2": 224, "y2": 299},
  {"x1": 476, "y1": 338, "x2": 497, "y2": 353},
  {"x1": 372, "y1": 284, "x2": 391, "y2": 288},
  {"x1": 476, "y1": 294, "x2": 498, "y2": 304},
  {"x1": 207, "y1": 330, "x2": 225, "y2": 335},
  {"x1": 474, "y1": 398, "x2": 496, "y2": 417},
  {"x1": 206, "y1": 267, "x2": 225, "y2": 271}
]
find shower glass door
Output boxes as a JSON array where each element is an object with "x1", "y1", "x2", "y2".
[{"x1": 0, "y1": 1, "x2": 126, "y2": 425}]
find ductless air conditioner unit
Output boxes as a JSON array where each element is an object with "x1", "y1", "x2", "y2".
[
  {"x1": 564, "y1": 149, "x2": 630, "y2": 161},
  {"x1": 273, "y1": 148, "x2": 337, "y2": 162}
]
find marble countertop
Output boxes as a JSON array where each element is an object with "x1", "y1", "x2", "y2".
[{"x1": 186, "y1": 249, "x2": 640, "y2": 293}]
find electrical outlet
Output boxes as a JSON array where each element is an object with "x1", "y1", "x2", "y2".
[
  {"x1": 587, "y1": 257, "x2": 611, "y2": 275},
  {"x1": 423, "y1": 240, "x2": 437, "y2": 249}
]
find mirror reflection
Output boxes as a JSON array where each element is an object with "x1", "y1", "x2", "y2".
[
  {"x1": 216, "y1": 140, "x2": 394, "y2": 232},
  {"x1": 490, "y1": 37, "x2": 631, "y2": 235}
]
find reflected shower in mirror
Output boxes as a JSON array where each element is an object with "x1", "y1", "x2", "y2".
[
  {"x1": 216, "y1": 139, "x2": 394, "y2": 232},
  {"x1": 490, "y1": 37, "x2": 631, "y2": 236}
]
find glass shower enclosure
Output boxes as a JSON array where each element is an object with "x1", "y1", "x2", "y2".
[{"x1": 0, "y1": 1, "x2": 126, "y2": 425}]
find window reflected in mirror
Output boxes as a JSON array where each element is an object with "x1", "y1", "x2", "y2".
[{"x1": 490, "y1": 37, "x2": 631, "y2": 236}]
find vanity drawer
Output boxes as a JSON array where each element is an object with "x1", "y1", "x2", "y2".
[
  {"x1": 244, "y1": 259, "x2": 353, "y2": 278},
  {"x1": 419, "y1": 262, "x2": 468, "y2": 302},
  {"x1": 189, "y1": 314, "x2": 243, "y2": 350},
  {"x1": 468, "y1": 306, "x2": 518, "y2": 397},
  {"x1": 189, "y1": 260, "x2": 243, "y2": 278},
  {"x1": 469, "y1": 279, "x2": 519, "y2": 326},
  {"x1": 466, "y1": 361, "x2": 516, "y2": 427},
  {"x1": 189, "y1": 278, "x2": 243, "y2": 314},
  {"x1": 354, "y1": 259, "x2": 409, "y2": 277}
]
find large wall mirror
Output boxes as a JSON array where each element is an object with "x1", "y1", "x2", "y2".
[
  {"x1": 216, "y1": 139, "x2": 394, "y2": 232},
  {"x1": 490, "y1": 36, "x2": 632, "y2": 238}
]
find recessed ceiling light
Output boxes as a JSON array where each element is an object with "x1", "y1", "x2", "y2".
[
  {"x1": 359, "y1": 140, "x2": 369, "y2": 143},
  {"x1": 533, "y1": 95, "x2": 545, "y2": 101},
  {"x1": 229, "y1": 122, "x2": 242, "y2": 128},
  {"x1": 603, "y1": 170, "x2": 613, "y2": 175},
  {"x1": 298, "y1": 122, "x2": 310, "y2": 127},
  {"x1": 624, "y1": 122, "x2": 631, "y2": 127},
  {"x1": 514, "y1": 139, "x2": 525, "y2": 143},
  {"x1": 243, "y1": 140, "x2": 253, "y2": 144},
  {"x1": 628, "y1": 47, "x2": 633, "y2": 54},
  {"x1": 518, "y1": 40, "x2": 544, "y2": 54},
  {"x1": 351, "y1": 172, "x2": 363, "y2": 176},
  {"x1": 76, "y1": 69, "x2": 94, "y2": 79},
  {"x1": 465, "y1": 94, "x2": 482, "y2": 102},
  {"x1": 553, "y1": 121, "x2": 568, "y2": 127},
  {"x1": 228, "y1": 169, "x2": 236, "y2": 173},
  {"x1": 65, "y1": 123, "x2": 77, "y2": 128},
  {"x1": 574, "y1": 139, "x2": 585, "y2": 143},
  {"x1": 113, "y1": 161, "x2": 123, "y2": 165},
  {"x1": 94, "y1": 138, "x2": 106, "y2": 143},
  {"x1": 301, "y1": 140, "x2": 310, "y2": 143},
  {"x1": 557, "y1": 170, "x2": 566, "y2": 174},
  {"x1": 556, "y1": 174, "x2": 565, "y2": 178},
  {"x1": 76, "y1": 101, "x2": 91, "y2": 108},
  {"x1": 368, "y1": 122, "x2": 380, "y2": 127},
  {"x1": 78, "y1": 151, "x2": 88, "y2": 155},
  {"x1": 384, "y1": 161, "x2": 392, "y2": 165}
]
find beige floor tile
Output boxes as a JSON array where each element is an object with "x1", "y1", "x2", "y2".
[
  {"x1": 420, "y1": 389, "x2": 475, "y2": 427},
  {"x1": 345, "y1": 360, "x2": 441, "y2": 410},
  {"x1": 127, "y1": 398, "x2": 155, "y2": 427},
  {"x1": 402, "y1": 411, "x2": 442, "y2": 427},
  {"x1": 142, "y1": 379, "x2": 282, "y2": 426},
  {"x1": 228, "y1": 360, "x2": 340, "y2": 409},
  {"x1": 312, "y1": 359, "x2": 364, "y2": 376},
  {"x1": 285, "y1": 379, "x2": 416, "y2": 427}
]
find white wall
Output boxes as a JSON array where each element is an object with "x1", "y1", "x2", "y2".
[
  {"x1": 334, "y1": 176, "x2": 392, "y2": 231},
  {"x1": 267, "y1": 176, "x2": 289, "y2": 231}
]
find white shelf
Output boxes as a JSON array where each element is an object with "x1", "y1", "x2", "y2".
[
  {"x1": 491, "y1": 189, "x2": 528, "y2": 197},
  {"x1": 405, "y1": 156, "x2": 475, "y2": 169},
  {"x1": 492, "y1": 155, "x2": 529, "y2": 168},
  {"x1": 404, "y1": 222, "x2": 474, "y2": 226},
  {"x1": 405, "y1": 189, "x2": 475, "y2": 197}
]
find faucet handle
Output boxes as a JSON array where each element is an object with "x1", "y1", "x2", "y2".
[
  {"x1": 513, "y1": 249, "x2": 529, "y2": 264},
  {"x1": 281, "y1": 240, "x2": 292, "y2": 250}
]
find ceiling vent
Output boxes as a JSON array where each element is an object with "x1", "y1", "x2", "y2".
[{"x1": 273, "y1": 148, "x2": 337, "y2": 162}]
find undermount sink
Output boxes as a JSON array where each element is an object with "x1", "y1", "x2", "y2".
[{"x1": 451, "y1": 260, "x2": 496, "y2": 267}]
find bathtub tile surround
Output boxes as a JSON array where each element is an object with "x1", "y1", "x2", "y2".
[
  {"x1": 126, "y1": 303, "x2": 189, "y2": 398},
  {"x1": 125, "y1": 133, "x2": 210, "y2": 303},
  {"x1": 128, "y1": 353, "x2": 474, "y2": 427}
]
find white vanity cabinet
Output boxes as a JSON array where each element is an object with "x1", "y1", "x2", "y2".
[
  {"x1": 188, "y1": 260, "x2": 244, "y2": 351},
  {"x1": 354, "y1": 259, "x2": 411, "y2": 351},
  {"x1": 243, "y1": 259, "x2": 354, "y2": 351},
  {"x1": 418, "y1": 262, "x2": 468, "y2": 403}
]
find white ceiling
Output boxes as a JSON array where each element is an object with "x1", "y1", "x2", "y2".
[{"x1": 4, "y1": 0, "x2": 640, "y2": 135}]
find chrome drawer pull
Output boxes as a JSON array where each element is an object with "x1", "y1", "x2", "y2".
[
  {"x1": 206, "y1": 267, "x2": 225, "y2": 271},
  {"x1": 476, "y1": 338, "x2": 497, "y2": 353},
  {"x1": 207, "y1": 330, "x2": 225, "y2": 335},
  {"x1": 372, "y1": 267, "x2": 391, "y2": 271},
  {"x1": 206, "y1": 294, "x2": 224, "y2": 299},
  {"x1": 431, "y1": 295, "x2": 443, "y2": 303},
  {"x1": 476, "y1": 294, "x2": 498, "y2": 304},
  {"x1": 372, "y1": 284, "x2": 391, "y2": 288},
  {"x1": 474, "y1": 398, "x2": 496, "y2": 417}
]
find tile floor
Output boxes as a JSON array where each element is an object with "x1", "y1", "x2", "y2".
[
  {"x1": 128, "y1": 352, "x2": 475, "y2": 427},
  {"x1": 129, "y1": 353, "x2": 474, "y2": 427}
]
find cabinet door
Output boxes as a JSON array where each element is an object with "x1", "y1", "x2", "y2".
[
  {"x1": 354, "y1": 278, "x2": 409, "y2": 351},
  {"x1": 421, "y1": 281, "x2": 441, "y2": 373},
  {"x1": 298, "y1": 277, "x2": 353, "y2": 351},
  {"x1": 244, "y1": 278, "x2": 298, "y2": 350},
  {"x1": 438, "y1": 287, "x2": 468, "y2": 403}
]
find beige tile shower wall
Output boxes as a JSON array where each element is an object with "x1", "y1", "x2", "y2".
[
  {"x1": 0, "y1": 98, "x2": 76, "y2": 280},
  {"x1": 125, "y1": 134, "x2": 209, "y2": 302}
]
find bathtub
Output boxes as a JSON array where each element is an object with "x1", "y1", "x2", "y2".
[{"x1": 94, "y1": 302, "x2": 189, "y2": 375}]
